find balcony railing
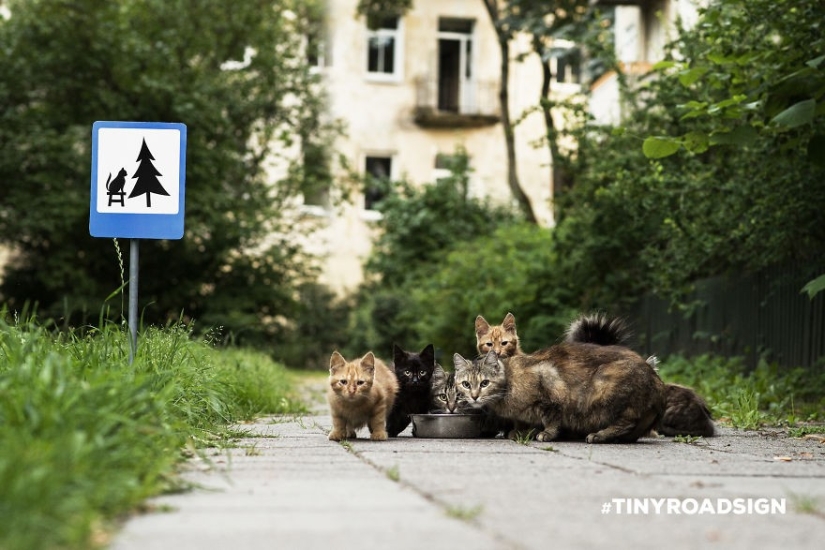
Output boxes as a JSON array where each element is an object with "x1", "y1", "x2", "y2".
[{"x1": 413, "y1": 76, "x2": 500, "y2": 129}]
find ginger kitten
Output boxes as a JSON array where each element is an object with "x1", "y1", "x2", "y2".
[
  {"x1": 326, "y1": 351, "x2": 399, "y2": 441},
  {"x1": 475, "y1": 312, "x2": 523, "y2": 358},
  {"x1": 453, "y1": 346, "x2": 665, "y2": 443}
]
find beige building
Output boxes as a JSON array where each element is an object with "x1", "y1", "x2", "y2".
[
  {"x1": 302, "y1": 0, "x2": 580, "y2": 294},
  {"x1": 589, "y1": 0, "x2": 702, "y2": 125}
]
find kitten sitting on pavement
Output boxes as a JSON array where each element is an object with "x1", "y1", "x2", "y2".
[
  {"x1": 386, "y1": 344, "x2": 438, "y2": 437},
  {"x1": 326, "y1": 351, "x2": 398, "y2": 441}
]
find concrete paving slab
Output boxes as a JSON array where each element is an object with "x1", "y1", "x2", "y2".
[{"x1": 111, "y1": 408, "x2": 825, "y2": 550}]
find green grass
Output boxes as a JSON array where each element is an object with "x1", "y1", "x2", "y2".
[
  {"x1": 658, "y1": 354, "x2": 825, "y2": 429},
  {"x1": 0, "y1": 315, "x2": 305, "y2": 550},
  {"x1": 446, "y1": 504, "x2": 484, "y2": 521},
  {"x1": 386, "y1": 464, "x2": 400, "y2": 482}
]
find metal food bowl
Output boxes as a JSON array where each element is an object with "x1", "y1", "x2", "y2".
[{"x1": 410, "y1": 412, "x2": 483, "y2": 439}]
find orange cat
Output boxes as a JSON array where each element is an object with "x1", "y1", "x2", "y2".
[
  {"x1": 326, "y1": 351, "x2": 399, "y2": 441},
  {"x1": 475, "y1": 312, "x2": 523, "y2": 358}
]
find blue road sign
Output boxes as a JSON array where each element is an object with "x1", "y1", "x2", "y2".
[{"x1": 90, "y1": 121, "x2": 187, "y2": 239}]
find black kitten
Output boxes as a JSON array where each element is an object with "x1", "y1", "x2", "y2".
[{"x1": 386, "y1": 344, "x2": 437, "y2": 437}]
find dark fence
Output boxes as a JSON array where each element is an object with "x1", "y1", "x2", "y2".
[{"x1": 631, "y1": 265, "x2": 825, "y2": 372}]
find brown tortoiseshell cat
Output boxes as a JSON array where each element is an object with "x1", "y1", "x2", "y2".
[
  {"x1": 565, "y1": 313, "x2": 716, "y2": 437},
  {"x1": 453, "y1": 344, "x2": 666, "y2": 443},
  {"x1": 326, "y1": 351, "x2": 398, "y2": 441}
]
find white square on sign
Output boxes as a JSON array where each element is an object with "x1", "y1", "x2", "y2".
[{"x1": 96, "y1": 127, "x2": 182, "y2": 214}]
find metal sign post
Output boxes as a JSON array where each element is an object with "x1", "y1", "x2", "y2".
[
  {"x1": 89, "y1": 121, "x2": 187, "y2": 363},
  {"x1": 128, "y1": 239, "x2": 140, "y2": 364}
]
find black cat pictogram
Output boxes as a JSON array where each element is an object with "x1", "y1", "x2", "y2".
[{"x1": 106, "y1": 167, "x2": 128, "y2": 206}]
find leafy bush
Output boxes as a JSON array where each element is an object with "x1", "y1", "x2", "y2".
[{"x1": 658, "y1": 354, "x2": 825, "y2": 428}]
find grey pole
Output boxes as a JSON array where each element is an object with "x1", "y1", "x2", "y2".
[{"x1": 128, "y1": 239, "x2": 139, "y2": 364}]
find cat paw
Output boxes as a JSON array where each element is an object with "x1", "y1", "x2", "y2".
[
  {"x1": 370, "y1": 431, "x2": 388, "y2": 441},
  {"x1": 585, "y1": 433, "x2": 602, "y2": 444},
  {"x1": 328, "y1": 430, "x2": 345, "y2": 441},
  {"x1": 536, "y1": 430, "x2": 559, "y2": 442}
]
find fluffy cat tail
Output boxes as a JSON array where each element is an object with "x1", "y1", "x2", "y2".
[{"x1": 565, "y1": 313, "x2": 632, "y2": 347}]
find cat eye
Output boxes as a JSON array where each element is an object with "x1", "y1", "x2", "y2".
[
  {"x1": 404, "y1": 370, "x2": 412, "y2": 376},
  {"x1": 461, "y1": 381, "x2": 471, "y2": 389},
  {"x1": 480, "y1": 380, "x2": 490, "y2": 388},
  {"x1": 501, "y1": 341, "x2": 509, "y2": 345},
  {"x1": 339, "y1": 379, "x2": 347, "y2": 385},
  {"x1": 419, "y1": 370, "x2": 427, "y2": 377},
  {"x1": 356, "y1": 380, "x2": 365, "y2": 386},
  {"x1": 438, "y1": 394, "x2": 447, "y2": 401},
  {"x1": 483, "y1": 342, "x2": 492, "y2": 348}
]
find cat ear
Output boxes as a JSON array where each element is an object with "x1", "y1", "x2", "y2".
[
  {"x1": 420, "y1": 344, "x2": 435, "y2": 364},
  {"x1": 502, "y1": 312, "x2": 516, "y2": 331},
  {"x1": 483, "y1": 350, "x2": 501, "y2": 372},
  {"x1": 392, "y1": 344, "x2": 405, "y2": 364},
  {"x1": 432, "y1": 363, "x2": 446, "y2": 382},
  {"x1": 360, "y1": 352, "x2": 376, "y2": 375},
  {"x1": 452, "y1": 352, "x2": 469, "y2": 370},
  {"x1": 474, "y1": 315, "x2": 490, "y2": 337},
  {"x1": 329, "y1": 351, "x2": 345, "y2": 372}
]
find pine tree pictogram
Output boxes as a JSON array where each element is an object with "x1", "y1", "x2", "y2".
[{"x1": 128, "y1": 138, "x2": 169, "y2": 208}]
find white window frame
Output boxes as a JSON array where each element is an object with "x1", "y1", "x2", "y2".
[{"x1": 365, "y1": 17, "x2": 404, "y2": 82}]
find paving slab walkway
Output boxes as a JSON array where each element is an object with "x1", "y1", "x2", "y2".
[{"x1": 111, "y1": 389, "x2": 825, "y2": 550}]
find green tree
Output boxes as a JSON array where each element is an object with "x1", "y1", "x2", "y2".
[
  {"x1": 0, "y1": 0, "x2": 331, "y2": 344},
  {"x1": 345, "y1": 153, "x2": 521, "y2": 357},
  {"x1": 642, "y1": 0, "x2": 825, "y2": 161},
  {"x1": 552, "y1": 0, "x2": 825, "y2": 307}
]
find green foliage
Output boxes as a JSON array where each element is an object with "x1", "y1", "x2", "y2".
[
  {"x1": 801, "y1": 274, "x2": 825, "y2": 300},
  {"x1": 642, "y1": 0, "x2": 825, "y2": 159},
  {"x1": 409, "y1": 223, "x2": 565, "y2": 356},
  {"x1": 0, "y1": 315, "x2": 302, "y2": 549},
  {"x1": 346, "y1": 155, "x2": 522, "y2": 358},
  {"x1": 274, "y1": 282, "x2": 352, "y2": 370},
  {"x1": 554, "y1": 2, "x2": 825, "y2": 306},
  {"x1": 658, "y1": 354, "x2": 825, "y2": 428},
  {"x1": 356, "y1": 0, "x2": 413, "y2": 28},
  {"x1": 0, "y1": 0, "x2": 330, "y2": 345},
  {"x1": 365, "y1": 153, "x2": 521, "y2": 288}
]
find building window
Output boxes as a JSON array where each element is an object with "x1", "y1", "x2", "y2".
[
  {"x1": 548, "y1": 38, "x2": 583, "y2": 85},
  {"x1": 307, "y1": 32, "x2": 327, "y2": 69},
  {"x1": 364, "y1": 156, "x2": 392, "y2": 210},
  {"x1": 438, "y1": 18, "x2": 475, "y2": 113},
  {"x1": 366, "y1": 17, "x2": 403, "y2": 80}
]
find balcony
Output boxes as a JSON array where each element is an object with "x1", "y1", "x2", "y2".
[{"x1": 413, "y1": 76, "x2": 500, "y2": 129}]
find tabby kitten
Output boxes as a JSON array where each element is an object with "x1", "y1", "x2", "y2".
[
  {"x1": 475, "y1": 313, "x2": 523, "y2": 358},
  {"x1": 430, "y1": 364, "x2": 510, "y2": 438},
  {"x1": 453, "y1": 346, "x2": 666, "y2": 443},
  {"x1": 386, "y1": 344, "x2": 438, "y2": 437},
  {"x1": 565, "y1": 312, "x2": 716, "y2": 438},
  {"x1": 326, "y1": 351, "x2": 399, "y2": 441},
  {"x1": 430, "y1": 364, "x2": 470, "y2": 413}
]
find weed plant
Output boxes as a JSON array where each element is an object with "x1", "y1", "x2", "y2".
[
  {"x1": 0, "y1": 314, "x2": 304, "y2": 549},
  {"x1": 658, "y1": 354, "x2": 825, "y2": 429}
]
